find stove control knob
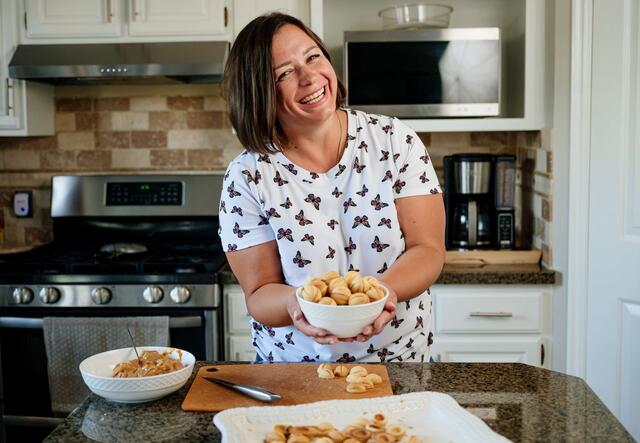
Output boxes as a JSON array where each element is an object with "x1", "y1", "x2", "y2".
[
  {"x1": 170, "y1": 287, "x2": 191, "y2": 304},
  {"x1": 39, "y1": 287, "x2": 60, "y2": 304},
  {"x1": 12, "y1": 287, "x2": 33, "y2": 304},
  {"x1": 91, "y1": 287, "x2": 112, "y2": 305},
  {"x1": 143, "y1": 286, "x2": 164, "y2": 304}
]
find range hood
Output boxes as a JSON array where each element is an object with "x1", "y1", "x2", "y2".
[{"x1": 8, "y1": 41, "x2": 229, "y2": 85}]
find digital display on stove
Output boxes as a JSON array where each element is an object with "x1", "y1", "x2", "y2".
[{"x1": 106, "y1": 182, "x2": 183, "y2": 206}]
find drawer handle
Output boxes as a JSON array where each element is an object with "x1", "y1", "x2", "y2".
[{"x1": 469, "y1": 311, "x2": 513, "y2": 318}]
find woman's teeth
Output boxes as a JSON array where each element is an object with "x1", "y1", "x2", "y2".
[{"x1": 300, "y1": 87, "x2": 325, "y2": 104}]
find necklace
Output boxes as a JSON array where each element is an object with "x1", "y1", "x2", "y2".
[{"x1": 335, "y1": 111, "x2": 343, "y2": 164}]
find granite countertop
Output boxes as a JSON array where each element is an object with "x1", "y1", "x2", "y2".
[
  {"x1": 220, "y1": 263, "x2": 557, "y2": 286},
  {"x1": 45, "y1": 362, "x2": 631, "y2": 443}
]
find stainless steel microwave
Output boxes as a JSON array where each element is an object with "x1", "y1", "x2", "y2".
[{"x1": 344, "y1": 28, "x2": 501, "y2": 118}]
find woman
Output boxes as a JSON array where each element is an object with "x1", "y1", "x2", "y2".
[{"x1": 218, "y1": 13, "x2": 445, "y2": 363}]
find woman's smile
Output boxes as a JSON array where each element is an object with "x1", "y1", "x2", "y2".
[{"x1": 299, "y1": 86, "x2": 326, "y2": 104}]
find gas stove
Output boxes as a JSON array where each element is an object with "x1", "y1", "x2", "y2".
[{"x1": 0, "y1": 174, "x2": 227, "y2": 309}]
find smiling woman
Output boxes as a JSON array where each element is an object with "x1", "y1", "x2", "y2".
[{"x1": 218, "y1": 13, "x2": 446, "y2": 364}]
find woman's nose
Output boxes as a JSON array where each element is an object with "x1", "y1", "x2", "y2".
[{"x1": 298, "y1": 65, "x2": 316, "y2": 85}]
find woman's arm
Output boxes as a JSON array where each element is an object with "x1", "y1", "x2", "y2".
[
  {"x1": 380, "y1": 193, "x2": 446, "y2": 302},
  {"x1": 225, "y1": 241, "x2": 339, "y2": 344},
  {"x1": 354, "y1": 193, "x2": 445, "y2": 341}
]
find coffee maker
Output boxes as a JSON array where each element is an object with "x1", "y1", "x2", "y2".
[{"x1": 444, "y1": 154, "x2": 516, "y2": 250}]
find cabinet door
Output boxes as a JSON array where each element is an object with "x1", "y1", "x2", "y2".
[
  {"x1": 224, "y1": 284, "x2": 251, "y2": 334},
  {"x1": 0, "y1": 3, "x2": 19, "y2": 130},
  {"x1": 432, "y1": 337, "x2": 546, "y2": 367},
  {"x1": 233, "y1": 0, "x2": 309, "y2": 38},
  {"x1": 227, "y1": 335, "x2": 256, "y2": 362},
  {"x1": 128, "y1": 0, "x2": 226, "y2": 36},
  {"x1": 25, "y1": 0, "x2": 122, "y2": 38},
  {"x1": 0, "y1": 1, "x2": 54, "y2": 135}
]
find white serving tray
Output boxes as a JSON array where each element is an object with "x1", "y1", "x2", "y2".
[{"x1": 213, "y1": 391, "x2": 511, "y2": 443}]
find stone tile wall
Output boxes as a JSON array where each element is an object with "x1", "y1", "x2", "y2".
[{"x1": 0, "y1": 84, "x2": 551, "y2": 267}]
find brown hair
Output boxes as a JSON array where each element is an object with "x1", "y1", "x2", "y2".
[{"x1": 222, "y1": 13, "x2": 347, "y2": 154}]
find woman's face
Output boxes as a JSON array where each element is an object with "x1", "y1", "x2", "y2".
[{"x1": 271, "y1": 24, "x2": 338, "y2": 130}]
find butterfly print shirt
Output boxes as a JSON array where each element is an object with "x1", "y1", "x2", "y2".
[{"x1": 218, "y1": 109, "x2": 441, "y2": 363}]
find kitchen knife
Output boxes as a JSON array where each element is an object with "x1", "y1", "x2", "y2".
[{"x1": 203, "y1": 377, "x2": 282, "y2": 402}]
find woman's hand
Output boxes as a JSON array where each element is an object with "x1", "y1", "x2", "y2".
[
  {"x1": 340, "y1": 284, "x2": 398, "y2": 343},
  {"x1": 286, "y1": 290, "x2": 339, "y2": 345}
]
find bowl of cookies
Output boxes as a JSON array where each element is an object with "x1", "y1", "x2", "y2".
[{"x1": 296, "y1": 271, "x2": 389, "y2": 338}]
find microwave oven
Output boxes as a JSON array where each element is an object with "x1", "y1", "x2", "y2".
[{"x1": 344, "y1": 28, "x2": 501, "y2": 118}]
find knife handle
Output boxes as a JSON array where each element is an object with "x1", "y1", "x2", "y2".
[{"x1": 205, "y1": 377, "x2": 281, "y2": 402}]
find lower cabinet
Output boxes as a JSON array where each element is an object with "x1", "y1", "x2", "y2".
[
  {"x1": 223, "y1": 283, "x2": 553, "y2": 366},
  {"x1": 223, "y1": 284, "x2": 255, "y2": 361},
  {"x1": 431, "y1": 285, "x2": 552, "y2": 368}
]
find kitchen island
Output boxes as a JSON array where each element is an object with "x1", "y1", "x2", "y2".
[{"x1": 44, "y1": 362, "x2": 632, "y2": 442}]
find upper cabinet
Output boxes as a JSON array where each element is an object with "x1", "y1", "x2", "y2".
[
  {"x1": 127, "y1": 0, "x2": 226, "y2": 37},
  {"x1": 233, "y1": 0, "x2": 310, "y2": 39},
  {"x1": 22, "y1": 0, "x2": 230, "y2": 41},
  {"x1": 24, "y1": 0, "x2": 122, "y2": 38},
  {"x1": 0, "y1": 0, "x2": 53, "y2": 136}
]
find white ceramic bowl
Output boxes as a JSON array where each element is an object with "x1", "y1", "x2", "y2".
[
  {"x1": 79, "y1": 346, "x2": 195, "y2": 403},
  {"x1": 296, "y1": 286, "x2": 389, "y2": 338}
]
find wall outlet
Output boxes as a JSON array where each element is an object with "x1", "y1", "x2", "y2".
[{"x1": 13, "y1": 191, "x2": 33, "y2": 218}]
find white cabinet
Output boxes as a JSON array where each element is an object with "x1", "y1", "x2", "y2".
[
  {"x1": 128, "y1": 0, "x2": 226, "y2": 37},
  {"x1": 430, "y1": 285, "x2": 552, "y2": 368},
  {"x1": 21, "y1": 0, "x2": 229, "y2": 41},
  {"x1": 25, "y1": 0, "x2": 122, "y2": 38},
  {"x1": 0, "y1": 0, "x2": 53, "y2": 135},
  {"x1": 232, "y1": 0, "x2": 310, "y2": 38},
  {"x1": 223, "y1": 284, "x2": 255, "y2": 361}
]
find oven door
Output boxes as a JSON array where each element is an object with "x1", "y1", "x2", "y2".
[{"x1": 0, "y1": 309, "x2": 222, "y2": 442}]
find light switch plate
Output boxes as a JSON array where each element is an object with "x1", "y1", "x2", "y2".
[{"x1": 13, "y1": 191, "x2": 32, "y2": 218}]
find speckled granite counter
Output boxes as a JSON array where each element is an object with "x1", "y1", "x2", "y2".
[
  {"x1": 219, "y1": 263, "x2": 557, "y2": 286},
  {"x1": 45, "y1": 362, "x2": 631, "y2": 442}
]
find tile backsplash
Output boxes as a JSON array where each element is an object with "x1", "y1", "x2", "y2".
[{"x1": 0, "y1": 84, "x2": 553, "y2": 267}]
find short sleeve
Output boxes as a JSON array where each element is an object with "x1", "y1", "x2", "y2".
[
  {"x1": 218, "y1": 157, "x2": 275, "y2": 252},
  {"x1": 391, "y1": 119, "x2": 442, "y2": 198}
]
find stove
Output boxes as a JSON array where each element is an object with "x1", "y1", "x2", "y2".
[{"x1": 0, "y1": 174, "x2": 227, "y2": 441}]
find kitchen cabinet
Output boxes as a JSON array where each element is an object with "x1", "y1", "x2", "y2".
[
  {"x1": 430, "y1": 285, "x2": 552, "y2": 367},
  {"x1": 225, "y1": 283, "x2": 553, "y2": 367},
  {"x1": 128, "y1": 0, "x2": 226, "y2": 37},
  {"x1": 316, "y1": 0, "x2": 547, "y2": 132},
  {"x1": 232, "y1": 0, "x2": 310, "y2": 38},
  {"x1": 224, "y1": 284, "x2": 254, "y2": 361},
  {"x1": 24, "y1": 0, "x2": 122, "y2": 38},
  {"x1": 21, "y1": 0, "x2": 229, "y2": 42},
  {"x1": 0, "y1": 0, "x2": 53, "y2": 136}
]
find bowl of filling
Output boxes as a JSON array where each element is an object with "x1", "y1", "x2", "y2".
[{"x1": 79, "y1": 346, "x2": 195, "y2": 403}]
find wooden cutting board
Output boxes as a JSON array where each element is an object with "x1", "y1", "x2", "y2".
[
  {"x1": 445, "y1": 249, "x2": 542, "y2": 266},
  {"x1": 181, "y1": 363, "x2": 393, "y2": 412}
]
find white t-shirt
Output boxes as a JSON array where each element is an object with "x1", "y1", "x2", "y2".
[{"x1": 218, "y1": 109, "x2": 442, "y2": 363}]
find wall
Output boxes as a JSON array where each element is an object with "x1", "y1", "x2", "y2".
[{"x1": 0, "y1": 84, "x2": 552, "y2": 266}]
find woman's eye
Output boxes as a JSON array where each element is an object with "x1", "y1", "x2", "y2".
[
  {"x1": 308, "y1": 54, "x2": 320, "y2": 62},
  {"x1": 276, "y1": 70, "x2": 292, "y2": 82}
]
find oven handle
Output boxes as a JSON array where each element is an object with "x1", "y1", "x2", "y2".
[{"x1": 0, "y1": 316, "x2": 202, "y2": 329}]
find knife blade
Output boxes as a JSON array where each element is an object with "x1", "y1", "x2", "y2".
[{"x1": 203, "y1": 377, "x2": 282, "y2": 402}]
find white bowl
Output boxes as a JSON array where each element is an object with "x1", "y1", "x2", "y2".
[
  {"x1": 296, "y1": 286, "x2": 389, "y2": 338},
  {"x1": 79, "y1": 346, "x2": 195, "y2": 403}
]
